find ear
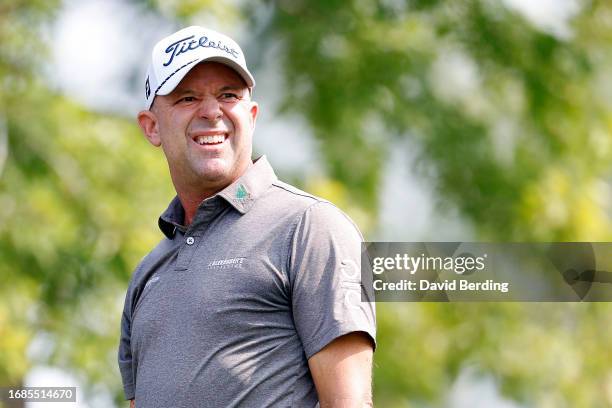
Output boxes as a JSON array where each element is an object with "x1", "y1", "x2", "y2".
[
  {"x1": 137, "y1": 110, "x2": 162, "y2": 147},
  {"x1": 249, "y1": 101, "x2": 259, "y2": 129}
]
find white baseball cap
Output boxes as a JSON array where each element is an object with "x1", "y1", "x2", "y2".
[{"x1": 143, "y1": 26, "x2": 255, "y2": 110}]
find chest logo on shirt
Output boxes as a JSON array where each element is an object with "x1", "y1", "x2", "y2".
[{"x1": 207, "y1": 257, "x2": 245, "y2": 269}]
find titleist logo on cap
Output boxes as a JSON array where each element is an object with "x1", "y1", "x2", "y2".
[{"x1": 164, "y1": 35, "x2": 240, "y2": 67}]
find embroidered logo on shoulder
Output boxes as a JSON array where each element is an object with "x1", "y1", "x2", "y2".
[
  {"x1": 144, "y1": 275, "x2": 160, "y2": 289},
  {"x1": 207, "y1": 257, "x2": 245, "y2": 269},
  {"x1": 340, "y1": 259, "x2": 360, "y2": 281}
]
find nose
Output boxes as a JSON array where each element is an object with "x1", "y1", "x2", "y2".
[{"x1": 197, "y1": 96, "x2": 223, "y2": 122}]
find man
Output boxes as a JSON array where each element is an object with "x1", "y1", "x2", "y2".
[{"x1": 118, "y1": 26, "x2": 376, "y2": 407}]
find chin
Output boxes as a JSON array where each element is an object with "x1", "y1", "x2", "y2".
[
  {"x1": 198, "y1": 169, "x2": 227, "y2": 183},
  {"x1": 197, "y1": 159, "x2": 227, "y2": 173},
  {"x1": 196, "y1": 163, "x2": 232, "y2": 183},
  {"x1": 192, "y1": 157, "x2": 245, "y2": 186}
]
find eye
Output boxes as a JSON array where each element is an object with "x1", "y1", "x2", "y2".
[
  {"x1": 219, "y1": 92, "x2": 240, "y2": 102},
  {"x1": 177, "y1": 96, "x2": 197, "y2": 104}
]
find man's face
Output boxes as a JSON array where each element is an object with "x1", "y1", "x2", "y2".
[{"x1": 142, "y1": 62, "x2": 258, "y2": 194}]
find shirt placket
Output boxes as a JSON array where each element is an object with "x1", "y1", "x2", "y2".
[{"x1": 174, "y1": 200, "x2": 221, "y2": 271}]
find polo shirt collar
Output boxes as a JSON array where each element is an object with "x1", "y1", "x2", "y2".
[
  {"x1": 158, "y1": 195, "x2": 185, "y2": 239},
  {"x1": 218, "y1": 155, "x2": 277, "y2": 215},
  {"x1": 158, "y1": 156, "x2": 277, "y2": 239}
]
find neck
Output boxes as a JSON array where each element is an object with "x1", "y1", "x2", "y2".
[
  {"x1": 178, "y1": 190, "x2": 216, "y2": 226},
  {"x1": 173, "y1": 161, "x2": 254, "y2": 226}
]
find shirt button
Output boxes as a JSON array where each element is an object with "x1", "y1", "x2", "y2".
[{"x1": 186, "y1": 237, "x2": 195, "y2": 245}]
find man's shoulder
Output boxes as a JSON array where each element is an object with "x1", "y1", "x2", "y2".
[
  {"x1": 264, "y1": 179, "x2": 334, "y2": 216},
  {"x1": 262, "y1": 180, "x2": 362, "y2": 237},
  {"x1": 269, "y1": 180, "x2": 320, "y2": 203}
]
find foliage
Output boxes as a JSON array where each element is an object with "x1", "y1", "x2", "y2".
[
  {"x1": 263, "y1": 0, "x2": 612, "y2": 241},
  {"x1": 0, "y1": 5, "x2": 173, "y2": 402}
]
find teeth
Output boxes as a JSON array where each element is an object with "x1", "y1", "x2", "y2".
[{"x1": 195, "y1": 135, "x2": 225, "y2": 145}]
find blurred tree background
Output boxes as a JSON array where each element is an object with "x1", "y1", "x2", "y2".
[{"x1": 2, "y1": 0, "x2": 612, "y2": 407}]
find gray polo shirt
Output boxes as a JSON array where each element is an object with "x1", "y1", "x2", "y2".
[{"x1": 118, "y1": 156, "x2": 376, "y2": 407}]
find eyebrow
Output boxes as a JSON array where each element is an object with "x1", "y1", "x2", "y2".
[
  {"x1": 172, "y1": 87, "x2": 197, "y2": 95},
  {"x1": 219, "y1": 85, "x2": 248, "y2": 93}
]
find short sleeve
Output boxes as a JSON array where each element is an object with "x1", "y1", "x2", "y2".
[{"x1": 289, "y1": 201, "x2": 376, "y2": 359}]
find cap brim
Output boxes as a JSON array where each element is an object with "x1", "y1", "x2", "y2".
[{"x1": 155, "y1": 56, "x2": 255, "y2": 97}]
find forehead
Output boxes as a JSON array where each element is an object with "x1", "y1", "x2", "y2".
[{"x1": 174, "y1": 62, "x2": 247, "y2": 92}]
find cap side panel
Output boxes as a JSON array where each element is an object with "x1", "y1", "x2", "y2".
[{"x1": 155, "y1": 58, "x2": 199, "y2": 96}]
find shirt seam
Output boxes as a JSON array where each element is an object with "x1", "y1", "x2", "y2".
[
  {"x1": 271, "y1": 181, "x2": 323, "y2": 201},
  {"x1": 302, "y1": 321, "x2": 377, "y2": 359}
]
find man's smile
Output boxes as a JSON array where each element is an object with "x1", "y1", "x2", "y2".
[{"x1": 190, "y1": 130, "x2": 229, "y2": 147}]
